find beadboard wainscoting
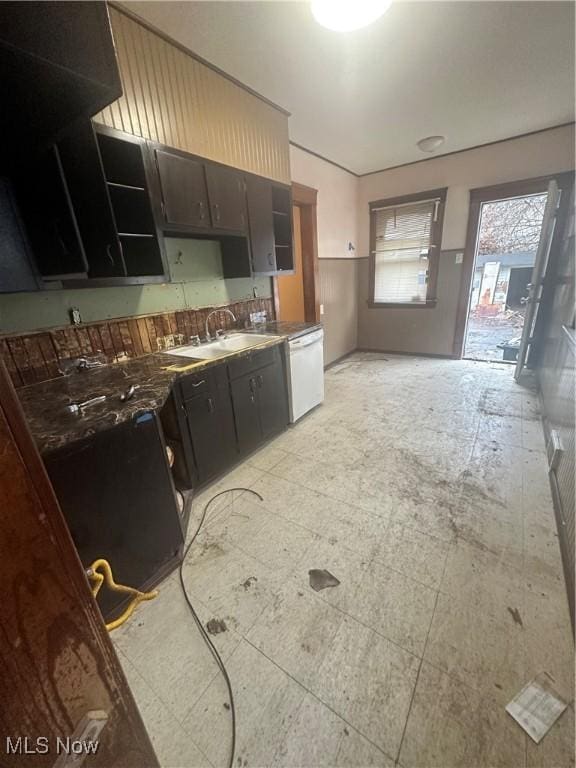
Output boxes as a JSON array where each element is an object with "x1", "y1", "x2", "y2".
[{"x1": 96, "y1": 6, "x2": 291, "y2": 184}]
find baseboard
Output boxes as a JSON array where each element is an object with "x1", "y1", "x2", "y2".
[
  {"x1": 324, "y1": 350, "x2": 357, "y2": 370},
  {"x1": 357, "y1": 347, "x2": 454, "y2": 360}
]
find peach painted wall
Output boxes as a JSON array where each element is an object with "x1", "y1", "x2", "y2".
[
  {"x1": 289, "y1": 145, "x2": 359, "y2": 259},
  {"x1": 357, "y1": 124, "x2": 575, "y2": 355},
  {"x1": 358, "y1": 124, "x2": 575, "y2": 256},
  {"x1": 289, "y1": 145, "x2": 360, "y2": 364}
]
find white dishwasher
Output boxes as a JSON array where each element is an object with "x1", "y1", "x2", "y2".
[{"x1": 286, "y1": 328, "x2": 324, "y2": 422}]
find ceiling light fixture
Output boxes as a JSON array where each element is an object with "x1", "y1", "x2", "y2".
[
  {"x1": 311, "y1": 0, "x2": 392, "y2": 32},
  {"x1": 417, "y1": 135, "x2": 446, "y2": 153}
]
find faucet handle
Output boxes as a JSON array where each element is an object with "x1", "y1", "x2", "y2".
[
  {"x1": 215, "y1": 328, "x2": 226, "y2": 339},
  {"x1": 189, "y1": 335, "x2": 201, "y2": 346}
]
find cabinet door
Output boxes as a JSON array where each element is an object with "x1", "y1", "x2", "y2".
[
  {"x1": 0, "y1": 178, "x2": 39, "y2": 293},
  {"x1": 0, "y1": 2, "x2": 121, "y2": 154},
  {"x1": 185, "y1": 393, "x2": 223, "y2": 484},
  {"x1": 246, "y1": 174, "x2": 276, "y2": 273},
  {"x1": 58, "y1": 121, "x2": 125, "y2": 278},
  {"x1": 205, "y1": 163, "x2": 246, "y2": 231},
  {"x1": 15, "y1": 146, "x2": 88, "y2": 278},
  {"x1": 256, "y1": 360, "x2": 289, "y2": 440},
  {"x1": 156, "y1": 150, "x2": 210, "y2": 229},
  {"x1": 230, "y1": 374, "x2": 262, "y2": 455},
  {"x1": 185, "y1": 383, "x2": 236, "y2": 485}
]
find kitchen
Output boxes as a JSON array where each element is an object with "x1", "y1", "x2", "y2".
[{"x1": 1, "y1": 2, "x2": 574, "y2": 767}]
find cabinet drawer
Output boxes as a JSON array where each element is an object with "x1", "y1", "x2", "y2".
[
  {"x1": 227, "y1": 344, "x2": 280, "y2": 380},
  {"x1": 180, "y1": 369, "x2": 213, "y2": 399}
]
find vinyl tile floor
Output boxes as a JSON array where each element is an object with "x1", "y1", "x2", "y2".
[{"x1": 113, "y1": 353, "x2": 574, "y2": 768}]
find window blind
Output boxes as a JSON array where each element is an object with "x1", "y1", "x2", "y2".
[{"x1": 372, "y1": 199, "x2": 437, "y2": 303}]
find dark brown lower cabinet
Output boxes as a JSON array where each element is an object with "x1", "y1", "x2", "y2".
[
  {"x1": 256, "y1": 359, "x2": 290, "y2": 439},
  {"x1": 176, "y1": 345, "x2": 289, "y2": 489},
  {"x1": 183, "y1": 368, "x2": 237, "y2": 485},
  {"x1": 230, "y1": 373, "x2": 263, "y2": 455},
  {"x1": 229, "y1": 345, "x2": 289, "y2": 457},
  {"x1": 45, "y1": 412, "x2": 183, "y2": 620}
]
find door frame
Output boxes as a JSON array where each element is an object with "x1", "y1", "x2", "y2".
[
  {"x1": 273, "y1": 182, "x2": 320, "y2": 322},
  {"x1": 453, "y1": 172, "x2": 574, "y2": 359}
]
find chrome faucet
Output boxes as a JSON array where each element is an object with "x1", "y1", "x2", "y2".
[{"x1": 205, "y1": 308, "x2": 237, "y2": 341}]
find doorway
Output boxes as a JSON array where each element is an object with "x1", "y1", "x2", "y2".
[
  {"x1": 463, "y1": 191, "x2": 547, "y2": 362},
  {"x1": 453, "y1": 174, "x2": 572, "y2": 362},
  {"x1": 275, "y1": 182, "x2": 320, "y2": 323}
]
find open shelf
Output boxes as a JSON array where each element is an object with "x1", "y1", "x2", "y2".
[
  {"x1": 109, "y1": 184, "x2": 156, "y2": 235},
  {"x1": 120, "y1": 236, "x2": 165, "y2": 277},
  {"x1": 107, "y1": 181, "x2": 146, "y2": 192},
  {"x1": 275, "y1": 244, "x2": 293, "y2": 271},
  {"x1": 97, "y1": 133, "x2": 147, "y2": 188},
  {"x1": 94, "y1": 127, "x2": 167, "y2": 281}
]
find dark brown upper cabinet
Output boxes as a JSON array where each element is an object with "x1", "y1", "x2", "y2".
[
  {"x1": 205, "y1": 163, "x2": 246, "y2": 232},
  {"x1": 0, "y1": 2, "x2": 121, "y2": 163},
  {"x1": 57, "y1": 122, "x2": 125, "y2": 279},
  {"x1": 13, "y1": 123, "x2": 168, "y2": 285},
  {"x1": 14, "y1": 145, "x2": 89, "y2": 280},
  {"x1": 155, "y1": 149, "x2": 210, "y2": 231},
  {"x1": 94, "y1": 127, "x2": 168, "y2": 281},
  {"x1": 0, "y1": 178, "x2": 40, "y2": 293},
  {"x1": 246, "y1": 175, "x2": 276, "y2": 274},
  {"x1": 271, "y1": 184, "x2": 294, "y2": 273}
]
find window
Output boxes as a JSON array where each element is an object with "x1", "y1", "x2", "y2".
[{"x1": 369, "y1": 188, "x2": 446, "y2": 307}]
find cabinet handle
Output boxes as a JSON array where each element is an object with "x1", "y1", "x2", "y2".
[
  {"x1": 106, "y1": 243, "x2": 115, "y2": 264},
  {"x1": 207, "y1": 396, "x2": 215, "y2": 413},
  {"x1": 191, "y1": 379, "x2": 206, "y2": 388},
  {"x1": 198, "y1": 201, "x2": 205, "y2": 220},
  {"x1": 249, "y1": 377, "x2": 256, "y2": 393},
  {"x1": 214, "y1": 203, "x2": 220, "y2": 222},
  {"x1": 161, "y1": 199, "x2": 167, "y2": 221},
  {"x1": 256, "y1": 375, "x2": 263, "y2": 388},
  {"x1": 267, "y1": 253, "x2": 273, "y2": 266}
]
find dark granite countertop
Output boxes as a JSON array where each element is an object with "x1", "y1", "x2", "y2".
[
  {"x1": 244, "y1": 321, "x2": 322, "y2": 340},
  {"x1": 18, "y1": 335, "x2": 287, "y2": 456}
]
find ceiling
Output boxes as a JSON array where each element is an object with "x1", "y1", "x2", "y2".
[{"x1": 123, "y1": 1, "x2": 575, "y2": 175}]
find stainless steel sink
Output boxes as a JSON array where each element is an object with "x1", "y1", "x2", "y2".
[{"x1": 163, "y1": 333, "x2": 274, "y2": 360}]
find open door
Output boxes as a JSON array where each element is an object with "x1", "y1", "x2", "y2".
[
  {"x1": 0, "y1": 359, "x2": 158, "y2": 767},
  {"x1": 515, "y1": 180, "x2": 561, "y2": 380}
]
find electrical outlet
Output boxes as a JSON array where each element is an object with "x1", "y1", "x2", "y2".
[
  {"x1": 69, "y1": 307, "x2": 82, "y2": 325},
  {"x1": 455, "y1": 252, "x2": 463, "y2": 264}
]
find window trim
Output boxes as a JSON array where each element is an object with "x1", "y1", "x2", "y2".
[{"x1": 368, "y1": 187, "x2": 447, "y2": 309}]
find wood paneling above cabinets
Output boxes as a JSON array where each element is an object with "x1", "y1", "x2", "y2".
[{"x1": 96, "y1": 7, "x2": 290, "y2": 184}]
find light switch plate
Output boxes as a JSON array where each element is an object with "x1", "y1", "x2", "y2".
[{"x1": 455, "y1": 252, "x2": 464, "y2": 264}]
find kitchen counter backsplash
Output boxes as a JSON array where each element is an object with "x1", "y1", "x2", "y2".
[{"x1": 1, "y1": 297, "x2": 273, "y2": 389}]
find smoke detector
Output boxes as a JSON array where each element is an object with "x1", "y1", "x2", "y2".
[{"x1": 417, "y1": 135, "x2": 446, "y2": 153}]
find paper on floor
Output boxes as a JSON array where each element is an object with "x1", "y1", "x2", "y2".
[{"x1": 506, "y1": 672, "x2": 568, "y2": 743}]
